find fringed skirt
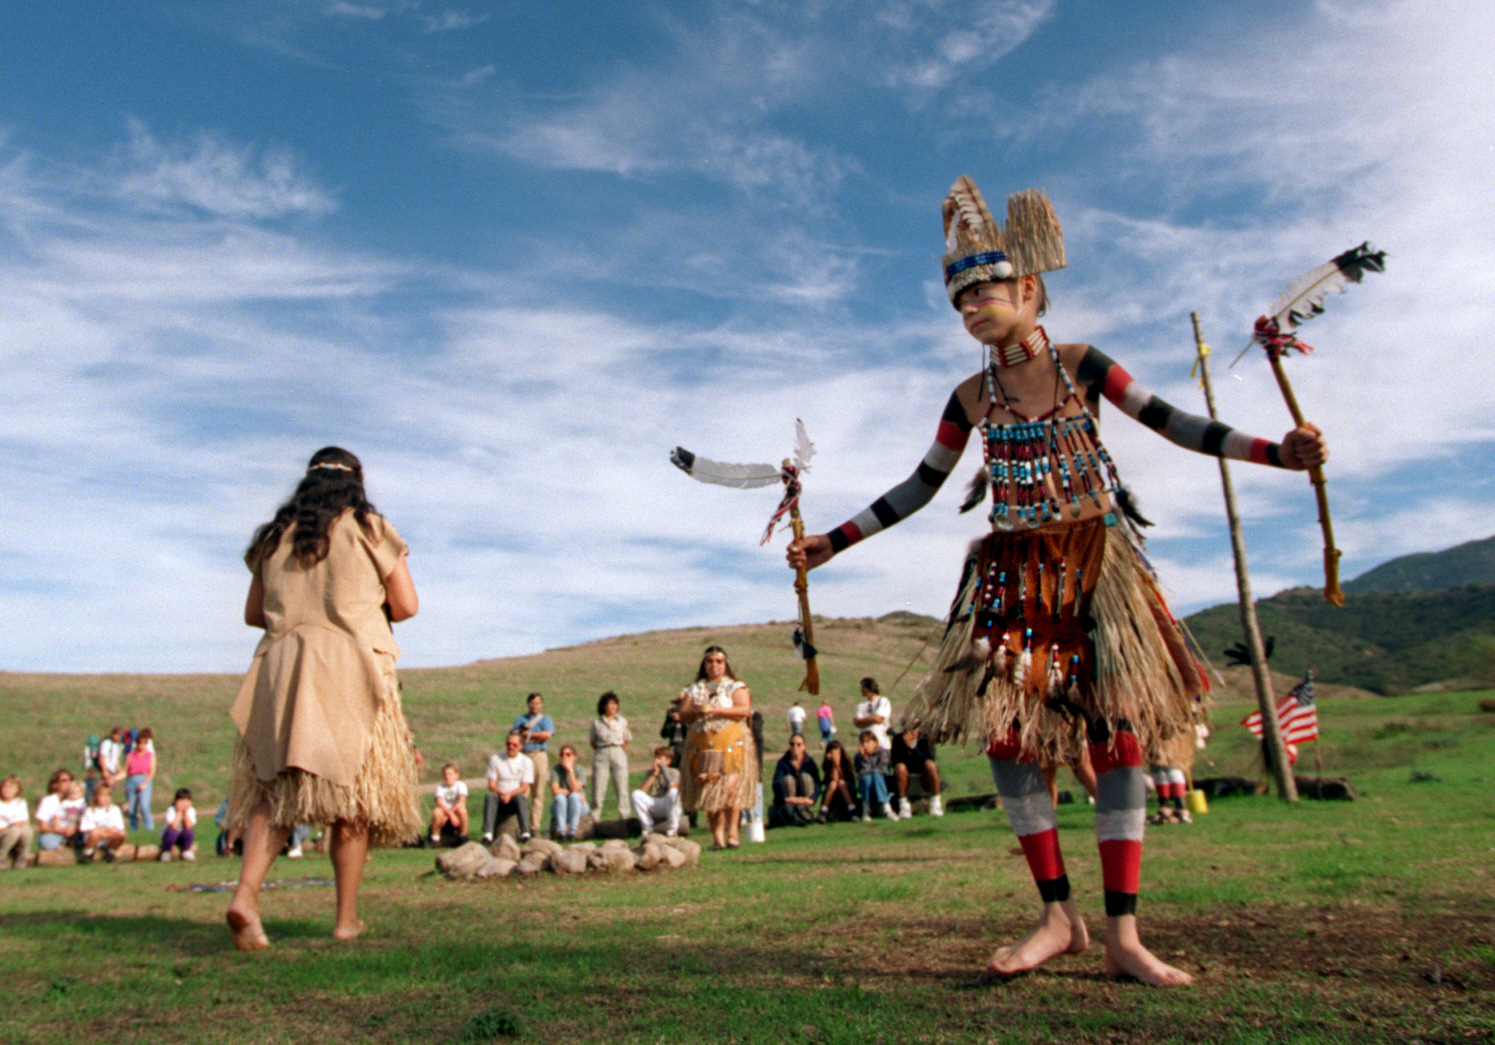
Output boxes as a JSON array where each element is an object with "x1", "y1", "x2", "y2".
[
  {"x1": 226, "y1": 666, "x2": 424, "y2": 848},
  {"x1": 901, "y1": 518, "x2": 1204, "y2": 765},
  {"x1": 681, "y1": 720, "x2": 758, "y2": 813}
]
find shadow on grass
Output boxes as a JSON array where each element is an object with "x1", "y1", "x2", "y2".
[{"x1": 0, "y1": 909, "x2": 324, "y2": 955}]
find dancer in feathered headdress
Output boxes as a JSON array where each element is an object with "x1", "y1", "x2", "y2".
[{"x1": 787, "y1": 177, "x2": 1330, "y2": 986}]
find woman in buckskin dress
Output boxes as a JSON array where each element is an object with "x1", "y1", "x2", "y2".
[{"x1": 225, "y1": 446, "x2": 423, "y2": 951}]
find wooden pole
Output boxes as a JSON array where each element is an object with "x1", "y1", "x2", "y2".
[
  {"x1": 1192, "y1": 313, "x2": 1298, "y2": 802},
  {"x1": 788, "y1": 498, "x2": 820, "y2": 696},
  {"x1": 1266, "y1": 354, "x2": 1344, "y2": 606}
]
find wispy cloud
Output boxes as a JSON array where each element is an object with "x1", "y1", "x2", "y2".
[{"x1": 115, "y1": 119, "x2": 337, "y2": 219}]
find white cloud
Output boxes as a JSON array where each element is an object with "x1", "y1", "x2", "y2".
[{"x1": 116, "y1": 120, "x2": 337, "y2": 219}]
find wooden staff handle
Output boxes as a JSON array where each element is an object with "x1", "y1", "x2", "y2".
[
  {"x1": 789, "y1": 504, "x2": 820, "y2": 695},
  {"x1": 1268, "y1": 354, "x2": 1344, "y2": 607}
]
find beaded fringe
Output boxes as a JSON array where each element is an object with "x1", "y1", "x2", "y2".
[
  {"x1": 681, "y1": 728, "x2": 759, "y2": 814},
  {"x1": 902, "y1": 525, "x2": 1200, "y2": 764},
  {"x1": 226, "y1": 679, "x2": 423, "y2": 848}
]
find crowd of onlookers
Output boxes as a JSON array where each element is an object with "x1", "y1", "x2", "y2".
[
  {"x1": 0, "y1": 677, "x2": 960, "y2": 870},
  {"x1": 765, "y1": 677, "x2": 946, "y2": 829},
  {"x1": 0, "y1": 725, "x2": 180, "y2": 868}
]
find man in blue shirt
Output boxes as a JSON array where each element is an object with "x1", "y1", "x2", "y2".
[{"x1": 513, "y1": 693, "x2": 555, "y2": 835}]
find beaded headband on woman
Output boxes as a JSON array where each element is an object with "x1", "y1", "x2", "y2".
[
  {"x1": 941, "y1": 176, "x2": 1066, "y2": 306},
  {"x1": 309, "y1": 462, "x2": 354, "y2": 473}
]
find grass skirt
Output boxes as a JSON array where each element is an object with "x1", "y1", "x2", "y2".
[
  {"x1": 681, "y1": 720, "x2": 759, "y2": 813},
  {"x1": 901, "y1": 519, "x2": 1203, "y2": 764},
  {"x1": 226, "y1": 670, "x2": 423, "y2": 848}
]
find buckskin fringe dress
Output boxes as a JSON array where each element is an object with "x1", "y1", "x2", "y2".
[
  {"x1": 679, "y1": 678, "x2": 758, "y2": 813},
  {"x1": 227, "y1": 509, "x2": 423, "y2": 847}
]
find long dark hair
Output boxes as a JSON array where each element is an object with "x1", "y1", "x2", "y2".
[
  {"x1": 821, "y1": 739, "x2": 850, "y2": 779},
  {"x1": 245, "y1": 447, "x2": 378, "y2": 569},
  {"x1": 695, "y1": 645, "x2": 737, "y2": 682}
]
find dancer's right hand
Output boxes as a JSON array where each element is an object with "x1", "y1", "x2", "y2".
[{"x1": 786, "y1": 534, "x2": 833, "y2": 571}]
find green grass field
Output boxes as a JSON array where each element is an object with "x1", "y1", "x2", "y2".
[{"x1": 2, "y1": 619, "x2": 1493, "y2": 1043}]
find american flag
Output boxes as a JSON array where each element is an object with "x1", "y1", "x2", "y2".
[{"x1": 1241, "y1": 672, "x2": 1319, "y2": 756}]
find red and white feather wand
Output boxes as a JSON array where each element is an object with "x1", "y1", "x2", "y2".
[
  {"x1": 1236, "y1": 242, "x2": 1386, "y2": 606},
  {"x1": 671, "y1": 420, "x2": 821, "y2": 694}
]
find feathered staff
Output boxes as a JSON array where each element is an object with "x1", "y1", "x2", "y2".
[
  {"x1": 1236, "y1": 242, "x2": 1386, "y2": 606},
  {"x1": 670, "y1": 420, "x2": 821, "y2": 694}
]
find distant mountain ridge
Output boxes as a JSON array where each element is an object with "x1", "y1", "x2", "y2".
[
  {"x1": 1183, "y1": 535, "x2": 1495, "y2": 694},
  {"x1": 1342, "y1": 533, "x2": 1495, "y2": 594}
]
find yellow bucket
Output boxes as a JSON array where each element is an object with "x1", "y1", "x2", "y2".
[{"x1": 1185, "y1": 789, "x2": 1209, "y2": 815}]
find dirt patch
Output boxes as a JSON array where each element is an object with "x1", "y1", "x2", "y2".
[{"x1": 816, "y1": 900, "x2": 1495, "y2": 1042}]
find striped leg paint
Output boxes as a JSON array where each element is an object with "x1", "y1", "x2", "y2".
[
  {"x1": 989, "y1": 733, "x2": 1069, "y2": 903},
  {"x1": 1091, "y1": 729, "x2": 1146, "y2": 918}
]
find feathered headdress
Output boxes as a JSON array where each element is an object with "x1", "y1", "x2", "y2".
[{"x1": 941, "y1": 176, "x2": 1066, "y2": 306}]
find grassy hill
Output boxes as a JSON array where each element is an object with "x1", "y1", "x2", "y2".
[
  {"x1": 0, "y1": 612, "x2": 946, "y2": 810},
  {"x1": 1343, "y1": 532, "x2": 1495, "y2": 594},
  {"x1": 1183, "y1": 584, "x2": 1495, "y2": 694}
]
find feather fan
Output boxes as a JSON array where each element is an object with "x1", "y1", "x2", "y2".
[
  {"x1": 1269, "y1": 242, "x2": 1387, "y2": 333},
  {"x1": 669, "y1": 447, "x2": 781, "y2": 489}
]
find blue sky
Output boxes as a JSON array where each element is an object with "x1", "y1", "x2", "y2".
[{"x1": 2, "y1": 0, "x2": 1492, "y2": 673}]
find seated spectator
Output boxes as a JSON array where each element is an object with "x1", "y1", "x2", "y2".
[
  {"x1": 34, "y1": 769, "x2": 84, "y2": 852},
  {"x1": 631, "y1": 746, "x2": 682, "y2": 837},
  {"x1": 430, "y1": 762, "x2": 470, "y2": 846},
  {"x1": 0, "y1": 775, "x2": 32, "y2": 869},
  {"x1": 79, "y1": 783, "x2": 127, "y2": 861},
  {"x1": 854, "y1": 730, "x2": 898, "y2": 822},
  {"x1": 890, "y1": 726, "x2": 944, "y2": 819},
  {"x1": 214, "y1": 799, "x2": 242, "y2": 857},
  {"x1": 550, "y1": 744, "x2": 590, "y2": 840},
  {"x1": 769, "y1": 735, "x2": 821, "y2": 828},
  {"x1": 159, "y1": 787, "x2": 197, "y2": 862},
  {"x1": 819, "y1": 739, "x2": 858, "y2": 822},
  {"x1": 482, "y1": 730, "x2": 534, "y2": 843}
]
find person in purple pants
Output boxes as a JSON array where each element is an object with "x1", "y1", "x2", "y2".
[{"x1": 159, "y1": 787, "x2": 198, "y2": 862}]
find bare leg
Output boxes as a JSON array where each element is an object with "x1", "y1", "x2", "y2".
[
  {"x1": 724, "y1": 805, "x2": 741, "y2": 847},
  {"x1": 1103, "y1": 914, "x2": 1192, "y2": 986},
  {"x1": 1071, "y1": 748, "x2": 1098, "y2": 800},
  {"x1": 226, "y1": 801, "x2": 289, "y2": 952},
  {"x1": 989, "y1": 745, "x2": 1089, "y2": 973},
  {"x1": 989, "y1": 898, "x2": 1090, "y2": 973},
  {"x1": 329, "y1": 819, "x2": 369, "y2": 940},
  {"x1": 707, "y1": 810, "x2": 726, "y2": 847}
]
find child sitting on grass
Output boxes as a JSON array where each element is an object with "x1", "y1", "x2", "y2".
[
  {"x1": 79, "y1": 783, "x2": 126, "y2": 862},
  {"x1": 160, "y1": 787, "x2": 198, "y2": 861},
  {"x1": 0, "y1": 775, "x2": 32, "y2": 869},
  {"x1": 853, "y1": 730, "x2": 897, "y2": 823},
  {"x1": 430, "y1": 763, "x2": 469, "y2": 846}
]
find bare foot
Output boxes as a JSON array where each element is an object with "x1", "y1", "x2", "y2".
[
  {"x1": 988, "y1": 900, "x2": 1089, "y2": 974},
  {"x1": 226, "y1": 906, "x2": 270, "y2": 952},
  {"x1": 1103, "y1": 916, "x2": 1193, "y2": 986},
  {"x1": 331, "y1": 919, "x2": 366, "y2": 942}
]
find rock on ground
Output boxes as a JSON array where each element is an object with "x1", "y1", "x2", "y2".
[
  {"x1": 551, "y1": 848, "x2": 588, "y2": 875},
  {"x1": 515, "y1": 852, "x2": 549, "y2": 875},
  {"x1": 437, "y1": 841, "x2": 492, "y2": 881}
]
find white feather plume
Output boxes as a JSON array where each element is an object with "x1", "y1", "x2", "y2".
[
  {"x1": 1268, "y1": 242, "x2": 1387, "y2": 333},
  {"x1": 670, "y1": 447, "x2": 780, "y2": 489},
  {"x1": 793, "y1": 418, "x2": 815, "y2": 473}
]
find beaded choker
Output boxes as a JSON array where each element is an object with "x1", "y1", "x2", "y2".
[{"x1": 989, "y1": 326, "x2": 1049, "y2": 369}]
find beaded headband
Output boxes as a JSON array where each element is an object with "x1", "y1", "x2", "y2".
[
  {"x1": 941, "y1": 176, "x2": 1066, "y2": 306},
  {"x1": 309, "y1": 462, "x2": 354, "y2": 473}
]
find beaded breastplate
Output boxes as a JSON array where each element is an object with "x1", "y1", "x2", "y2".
[{"x1": 982, "y1": 334, "x2": 1125, "y2": 531}]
